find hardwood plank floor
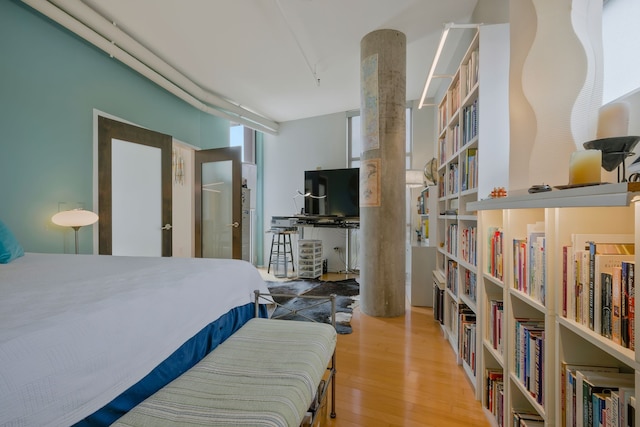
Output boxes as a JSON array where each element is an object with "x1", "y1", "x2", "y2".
[{"x1": 317, "y1": 273, "x2": 491, "y2": 427}]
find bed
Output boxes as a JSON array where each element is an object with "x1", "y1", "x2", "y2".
[{"x1": 0, "y1": 252, "x2": 270, "y2": 427}]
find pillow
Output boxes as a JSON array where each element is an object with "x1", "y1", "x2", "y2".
[{"x1": 0, "y1": 220, "x2": 25, "y2": 264}]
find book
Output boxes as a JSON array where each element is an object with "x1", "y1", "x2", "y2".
[
  {"x1": 569, "y1": 234, "x2": 633, "y2": 327},
  {"x1": 622, "y1": 262, "x2": 632, "y2": 348},
  {"x1": 610, "y1": 386, "x2": 634, "y2": 427},
  {"x1": 513, "y1": 411, "x2": 544, "y2": 427},
  {"x1": 514, "y1": 238, "x2": 527, "y2": 294},
  {"x1": 514, "y1": 318, "x2": 544, "y2": 393},
  {"x1": 576, "y1": 371, "x2": 634, "y2": 427},
  {"x1": 627, "y1": 261, "x2": 635, "y2": 351},
  {"x1": 562, "y1": 363, "x2": 619, "y2": 427},
  {"x1": 588, "y1": 242, "x2": 634, "y2": 333},
  {"x1": 486, "y1": 369, "x2": 503, "y2": 414},
  {"x1": 602, "y1": 272, "x2": 613, "y2": 339},
  {"x1": 563, "y1": 245, "x2": 575, "y2": 319},
  {"x1": 613, "y1": 266, "x2": 624, "y2": 345},
  {"x1": 527, "y1": 222, "x2": 545, "y2": 304},
  {"x1": 573, "y1": 249, "x2": 590, "y2": 326},
  {"x1": 593, "y1": 391, "x2": 610, "y2": 427}
]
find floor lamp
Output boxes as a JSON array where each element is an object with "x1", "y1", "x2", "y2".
[{"x1": 51, "y1": 209, "x2": 99, "y2": 254}]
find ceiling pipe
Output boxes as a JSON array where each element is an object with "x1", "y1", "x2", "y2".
[
  {"x1": 48, "y1": 0, "x2": 277, "y2": 131},
  {"x1": 21, "y1": 0, "x2": 279, "y2": 135}
]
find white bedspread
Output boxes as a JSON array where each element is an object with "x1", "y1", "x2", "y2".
[{"x1": 0, "y1": 253, "x2": 269, "y2": 427}]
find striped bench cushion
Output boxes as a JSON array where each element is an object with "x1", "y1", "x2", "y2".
[{"x1": 112, "y1": 318, "x2": 337, "y2": 427}]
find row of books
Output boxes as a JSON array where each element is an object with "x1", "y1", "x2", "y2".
[
  {"x1": 561, "y1": 233, "x2": 635, "y2": 350},
  {"x1": 562, "y1": 362, "x2": 635, "y2": 427},
  {"x1": 486, "y1": 369, "x2": 504, "y2": 425},
  {"x1": 462, "y1": 99, "x2": 478, "y2": 145},
  {"x1": 447, "y1": 163, "x2": 459, "y2": 195},
  {"x1": 512, "y1": 411, "x2": 544, "y2": 427},
  {"x1": 459, "y1": 305, "x2": 476, "y2": 374},
  {"x1": 460, "y1": 225, "x2": 477, "y2": 266},
  {"x1": 460, "y1": 147, "x2": 477, "y2": 192},
  {"x1": 449, "y1": 77, "x2": 461, "y2": 116},
  {"x1": 447, "y1": 259, "x2": 458, "y2": 295},
  {"x1": 512, "y1": 222, "x2": 546, "y2": 305},
  {"x1": 463, "y1": 269, "x2": 477, "y2": 304},
  {"x1": 514, "y1": 318, "x2": 545, "y2": 405},
  {"x1": 487, "y1": 299, "x2": 504, "y2": 355},
  {"x1": 449, "y1": 300, "x2": 459, "y2": 340},
  {"x1": 464, "y1": 48, "x2": 479, "y2": 95},
  {"x1": 438, "y1": 136, "x2": 447, "y2": 164},
  {"x1": 438, "y1": 99, "x2": 448, "y2": 134},
  {"x1": 438, "y1": 123, "x2": 461, "y2": 165},
  {"x1": 433, "y1": 285, "x2": 445, "y2": 325},
  {"x1": 486, "y1": 367, "x2": 545, "y2": 427},
  {"x1": 445, "y1": 223, "x2": 459, "y2": 257},
  {"x1": 487, "y1": 226, "x2": 504, "y2": 280}
]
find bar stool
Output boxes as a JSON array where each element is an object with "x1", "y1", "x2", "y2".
[{"x1": 267, "y1": 228, "x2": 296, "y2": 278}]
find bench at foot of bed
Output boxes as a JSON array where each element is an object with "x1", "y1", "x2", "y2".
[{"x1": 112, "y1": 317, "x2": 337, "y2": 427}]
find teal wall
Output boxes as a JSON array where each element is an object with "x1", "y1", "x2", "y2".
[{"x1": 0, "y1": 0, "x2": 231, "y2": 253}]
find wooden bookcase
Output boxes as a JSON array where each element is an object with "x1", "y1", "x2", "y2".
[
  {"x1": 468, "y1": 182, "x2": 640, "y2": 426},
  {"x1": 434, "y1": 23, "x2": 510, "y2": 395}
]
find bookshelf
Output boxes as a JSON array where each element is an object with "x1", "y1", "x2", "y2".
[
  {"x1": 410, "y1": 186, "x2": 438, "y2": 307},
  {"x1": 468, "y1": 182, "x2": 640, "y2": 427},
  {"x1": 434, "y1": 23, "x2": 510, "y2": 395}
]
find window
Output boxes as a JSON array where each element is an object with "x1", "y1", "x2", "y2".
[
  {"x1": 347, "y1": 107, "x2": 412, "y2": 168},
  {"x1": 229, "y1": 124, "x2": 256, "y2": 164},
  {"x1": 602, "y1": 0, "x2": 640, "y2": 102}
]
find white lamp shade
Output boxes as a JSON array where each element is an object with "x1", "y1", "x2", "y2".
[
  {"x1": 405, "y1": 169, "x2": 424, "y2": 187},
  {"x1": 52, "y1": 209, "x2": 99, "y2": 227}
]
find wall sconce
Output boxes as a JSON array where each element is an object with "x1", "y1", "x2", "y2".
[
  {"x1": 51, "y1": 209, "x2": 99, "y2": 254},
  {"x1": 173, "y1": 147, "x2": 185, "y2": 185}
]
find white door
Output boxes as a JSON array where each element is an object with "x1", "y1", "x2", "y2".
[{"x1": 98, "y1": 116, "x2": 173, "y2": 256}]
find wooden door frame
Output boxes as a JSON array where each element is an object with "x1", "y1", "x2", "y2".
[
  {"x1": 97, "y1": 116, "x2": 173, "y2": 256},
  {"x1": 194, "y1": 146, "x2": 242, "y2": 259}
]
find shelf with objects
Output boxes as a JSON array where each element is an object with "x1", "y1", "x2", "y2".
[
  {"x1": 410, "y1": 183, "x2": 438, "y2": 307},
  {"x1": 431, "y1": 23, "x2": 510, "y2": 395},
  {"x1": 468, "y1": 181, "x2": 640, "y2": 427}
]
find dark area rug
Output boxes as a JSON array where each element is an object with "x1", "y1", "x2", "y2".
[{"x1": 265, "y1": 278, "x2": 360, "y2": 334}]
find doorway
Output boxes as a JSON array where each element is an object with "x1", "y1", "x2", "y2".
[
  {"x1": 97, "y1": 116, "x2": 172, "y2": 256},
  {"x1": 195, "y1": 146, "x2": 242, "y2": 259}
]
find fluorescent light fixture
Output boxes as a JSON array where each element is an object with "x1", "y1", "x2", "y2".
[{"x1": 418, "y1": 23, "x2": 482, "y2": 109}]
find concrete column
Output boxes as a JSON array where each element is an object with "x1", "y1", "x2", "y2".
[{"x1": 359, "y1": 29, "x2": 406, "y2": 317}]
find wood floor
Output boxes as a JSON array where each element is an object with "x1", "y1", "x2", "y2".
[{"x1": 319, "y1": 273, "x2": 491, "y2": 427}]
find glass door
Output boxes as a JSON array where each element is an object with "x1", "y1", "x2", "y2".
[
  {"x1": 98, "y1": 116, "x2": 173, "y2": 257},
  {"x1": 195, "y1": 146, "x2": 242, "y2": 259}
]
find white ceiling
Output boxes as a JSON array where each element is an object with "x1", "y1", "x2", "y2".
[{"x1": 74, "y1": 0, "x2": 479, "y2": 125}]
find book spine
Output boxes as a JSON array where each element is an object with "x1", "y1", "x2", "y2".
[
  {"x1": 628, "y1": 261, "x2": 635, "y2": 351},
  {"x1": 613, "y1": 266, "x2": 622, "y2": 345},
  {"x1": 622, "y1": 262, "x2": 629, "y2": 348},
  {"x1": 589, "y1": 242, "x2": 596, "y2": 330},
  {"x1": 563, "y1": 245, "x2": 569, "y2": 317},
  {"x1": 602, "y1": 272, "x2": 613, "y2": 339}
]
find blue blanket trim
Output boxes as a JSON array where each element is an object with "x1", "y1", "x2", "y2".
[{"x1": 73, "y1": 303, "x2": 268, "y2": 427}]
